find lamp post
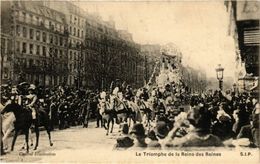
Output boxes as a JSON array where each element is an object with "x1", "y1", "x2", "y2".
[{"x1": 215, "y1": 64, "x2": 224, "y2": 90}]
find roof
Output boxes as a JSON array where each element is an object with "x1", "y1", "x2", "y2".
[{"x1": 18, "y1": 1, "x2": 66, "y2": 24}]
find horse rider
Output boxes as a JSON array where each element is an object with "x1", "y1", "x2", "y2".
[
  {"x1": 8, "y1": 86, "x2": 22, "y2": 105},
  {"x1": 25, "y1": 84, "x2": 38, "y2": 120},
  {"x1": 125, "y1": 85, "x2": 134, "y2": 101},
  {"x1": 140, "y1": 88, "x2": 149, "y2": 102}
]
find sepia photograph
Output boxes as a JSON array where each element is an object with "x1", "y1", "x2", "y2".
[{"x1": 0, "y1": 0, "x2": 259, "y2": 163}]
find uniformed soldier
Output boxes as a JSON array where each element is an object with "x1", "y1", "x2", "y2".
[{"x1": 57, "y1": 98, "x2": 69, "y2": 129}]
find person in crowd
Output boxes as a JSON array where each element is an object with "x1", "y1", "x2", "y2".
[
  {"x1": 129, "y1": 123, "x2": 147, "y2": 149},
  {"x1": 146, "y1": 130, "x2": 161, "y2": 149},
  {"x1": 165, "y1": 105, "x2": 224, "y2": 147},
  {"x1": 211, "y1": 103, "x2": 233, "y2": 140},
  {"x1": 114, "y1": 123, "x2": 134, "y2": 149},
  {"x1": 140, "y1": 88, "x2": 149, "y2": 102},
  {"x1": 125, "y1": 85, "x2": 134, "y2": 101}
]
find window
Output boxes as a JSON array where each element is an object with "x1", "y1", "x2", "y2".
[
  {"x1": 36, "y1": 45, "x2": 40, "y2": 55},
  {"x1": 22, "y1": 12, "x2": 26, "y2": 22},
  {"x1": 36, "y1": 60, "x2": 40, "y2": 67},
  {"x1": 50, "y1": 48, "x2": 53, "y2": 57},
  {"x1": 36, "y1": 31, "x2": 40, "y2": 41},
  {"x1": 74, "y1": 16, "x2": 77, "y2": 25},
  {"x1": 29, "y1": 59, "x2": 33, "y2": 67},
  {"x1": 22, "y1": 27, "x2": 27, "y2": 38},
  {"x1": 36, "y1": 17, "x2": 39, "y2": 25},
  {"x1": 55, "y1": 35, "x2": 58, "y2": 45},
  {"x1": 42, "y1": 32, "x2": 46, "y2": 42},
  {"x1": 81, "y1": 30, "x2": 83, "y2": 38},
  {"x1": 49, "y1": 21, "x2": 54, "y2": 30},
  {"x1": 78, "y1": 29, "x2": 80, "y2": 37},
  {"x1": 42, "y1": 46, "x2": 46, "y2": 56},
  {"x1": 69, "y1": 51, "x2": 72, "y2": 60},
  {"x1": 16, "y1": 41, "x2": 20, "y2": 52},
  {"x1": 29, "y1": 14, "x2": 33, "y2": 24},
  {"x1": 74, "y1": 52, "x2": 77, "y2": 60},
  {"x1": 29, "y1": 44, "x2": 33, "y2": 54},
  {"x1": 73, "y1": 28, "x2": 76, "y2": 36},
  {"x1": 60, "y1": 37, "x2": 63, "y2": 46},
  {"x1": 29, "y1": 29, "x2": 34, "y2": 39},
  {"x1": 60, "y1": 50, "x2": 63, "y2": 58},
  {"x1": 69, "y1": 26, "x2": 72, "y2": 34},
  {"x1": 54, "y1": 49, "x2": 58, "y2": 58},
  {"x1": 16, "y1": 25, "x2": 21, "y2": 36},
  {"x1": 50, "y1": 34, "x2": 53, "y2": 43},
  {"x1": 22, "y1": 42, "x2": 26, "y2": 53}
]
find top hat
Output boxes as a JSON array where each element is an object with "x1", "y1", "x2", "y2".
[
  {"x1": 130, "y1": 123, "x2": 146, "y2": 137},
  {"x1": 147, "y1": 130, "x2": 158, "y2": 141},
  {"x1": 155, "y1": 121, "x2": 169, "y2": 139},
  {"x1": 122, "y1": 123, "x2": 129, "y2": 135}
]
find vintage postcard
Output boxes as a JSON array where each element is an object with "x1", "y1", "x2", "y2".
[{"x1": 0, "y1": 0, "x2": 259, "y2": 163}]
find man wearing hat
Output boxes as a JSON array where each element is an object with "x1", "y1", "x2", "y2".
[
  {"x1": 129, "y1": 123, "x2": 147, "y2": 149},
  {"x1": 114, "y1": 123, "x2": 134, "y2": 149},
  {"x1": 146, "y1": 130, "x2": 161, "y2": 149}
]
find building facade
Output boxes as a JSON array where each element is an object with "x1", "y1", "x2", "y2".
[
  {"x1": 1, "y1": 1, "x2": 155, "y2": 90},
  {"x1": 140, "y1": 44, "x2": 161, "y2": 85},
  {"x1": 84, "y1": 13, "x2": 143, "y2": 89},
  {"x1": 44, "y1": 1, "x2": 86, "y2": 87},
  {"x1": 1, "y1": 1, "x2": 69, "y2": 86},
  {"x1": 226, "y1": 0, "x2": 259, "y2": 92}
]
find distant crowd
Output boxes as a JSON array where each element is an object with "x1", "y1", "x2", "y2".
[{"x1": 1, "y1": 80, "x2": 259, "y2": 149}]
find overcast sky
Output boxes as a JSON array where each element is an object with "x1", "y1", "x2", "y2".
[{"x1": 75, "y1": 1, "x2": 237, "y2": 80}]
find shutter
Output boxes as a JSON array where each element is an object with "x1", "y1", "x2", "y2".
[{"x1": 244, "y1": 28, "x2": 260, "y2": 45}]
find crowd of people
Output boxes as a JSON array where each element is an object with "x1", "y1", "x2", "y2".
[
  {"x1": 1, "y1": 79, "x2": 259, "y2": 151},
  {"x1": 113, "y1": 82, "x2": 259, "y2": 149}
]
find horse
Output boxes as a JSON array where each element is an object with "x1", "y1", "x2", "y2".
[
  {"x1": 1, "y1": 103, "x2": 32, "y2": 153},
  {"x1": 138, "y1": 99, "x2": 152, "y2": 129},
  {"x1": 99, "y1": 99, "x2": 116, "y2": 135},
  {"x1": 127, "y1": 100, "x2": 142, "y2": 127},
  {"x1": 1, "y1": 102, "x2": 53, "y2": 153}
]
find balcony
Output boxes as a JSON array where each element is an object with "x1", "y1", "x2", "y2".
[{"x1": 15, "y1": 16, "x2": 68, "y2": 36}]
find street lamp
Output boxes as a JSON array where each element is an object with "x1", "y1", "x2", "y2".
[{"x1": 215, "y1": 64, "x2": 224, "y2": 90}]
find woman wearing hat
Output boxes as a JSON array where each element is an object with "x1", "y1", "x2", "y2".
[{"x1": 26, "y1": 85, "x2": 38, "y2": 120}]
